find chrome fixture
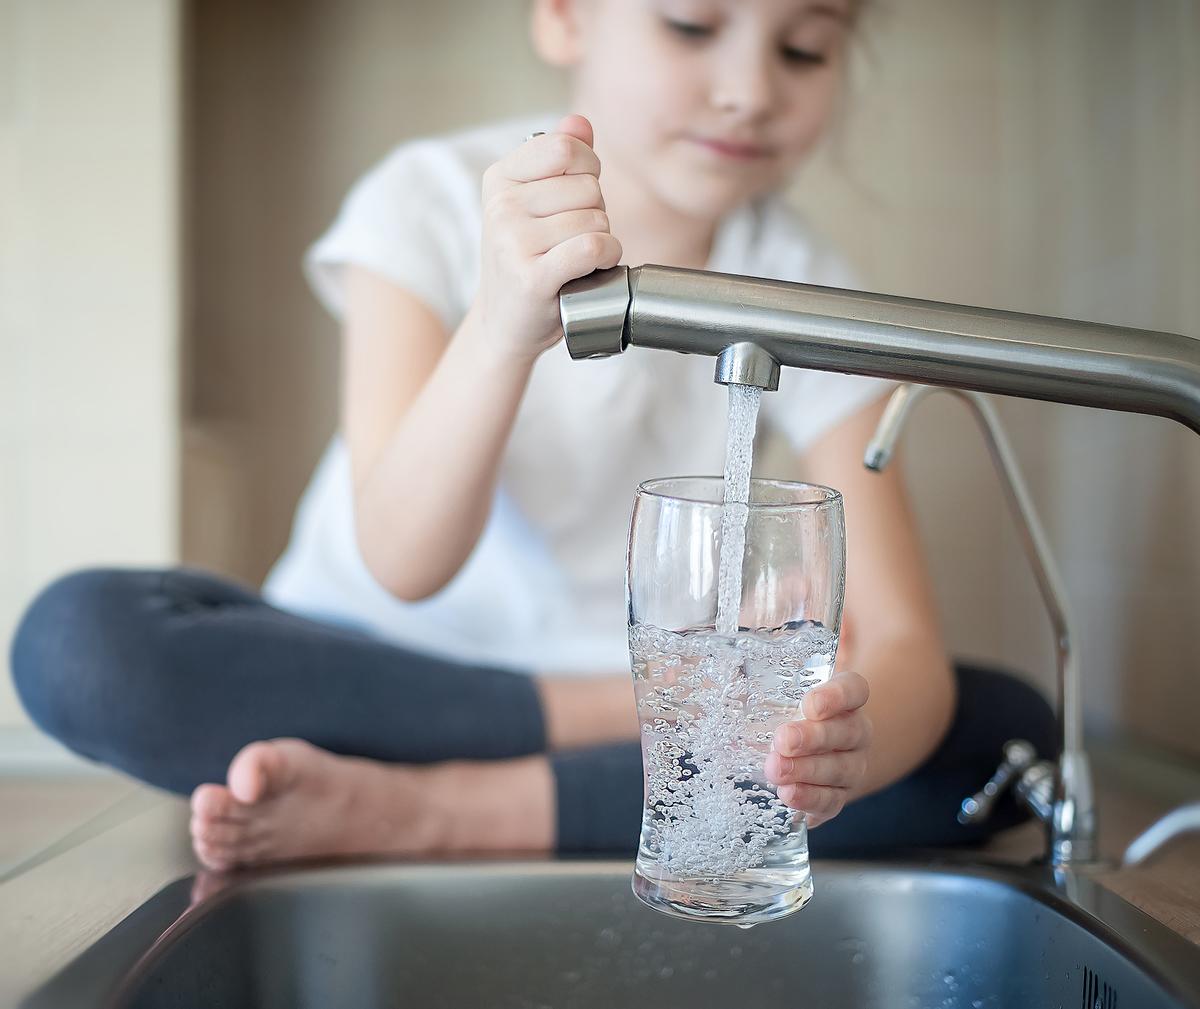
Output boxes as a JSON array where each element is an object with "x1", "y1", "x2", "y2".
[
  {"x1": 863, "y1": 382, "x2": 1094, "y2": 865},
  {"x1": 1123, "y1": 801, "x2": 1200, "y2": 867},
  {"x1": 559, "y1": 265, "x2": 1200, "y2": 433}
]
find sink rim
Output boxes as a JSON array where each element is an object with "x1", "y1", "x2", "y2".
[{"x1": 21, "y1": 855, "x2": 1200, "y2": 1009}]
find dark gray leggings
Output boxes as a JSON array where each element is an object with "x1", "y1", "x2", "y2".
[{"x1": 9, "y1": 567, "x2": 1058, "y2": 855}]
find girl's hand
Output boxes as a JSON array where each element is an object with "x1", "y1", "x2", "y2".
[
  {"x1": 765, "y1": 670, "x2": 872, "y2": 828},
  {"x1": 474, "y1": 113, "x2": 623, "y2": 363}
]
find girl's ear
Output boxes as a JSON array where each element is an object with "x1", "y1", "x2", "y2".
[{"x1": 531, "y1": 0, "x2": 585, "y2": 67}]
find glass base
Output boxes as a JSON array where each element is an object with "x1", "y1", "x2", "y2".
[{"x1": 631, "y1": 865, "x2": 813, "y2": 927}]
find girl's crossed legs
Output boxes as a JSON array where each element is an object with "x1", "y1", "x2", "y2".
[{"x1": 10, "y1": 568, "x2": 1057, "y2": 868}]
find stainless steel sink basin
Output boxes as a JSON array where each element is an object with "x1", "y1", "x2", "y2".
[{"x1": 21, "y1": 859, "x2": 1200, "y2": 1008}]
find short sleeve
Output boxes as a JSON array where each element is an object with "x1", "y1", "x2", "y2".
[
  {"x1": 303, "y1": 141, "x2": 472, "y2": 331},
  {"x1": 756, "y1": 226, "x2": 896, "y2": 454}
]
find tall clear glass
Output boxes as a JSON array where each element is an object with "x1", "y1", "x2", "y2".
[{"x1": 627, "y1": 477, "x2": 846, "y2": 926}]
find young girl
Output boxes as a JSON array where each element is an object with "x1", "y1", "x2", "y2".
[{"x1": 12, "y1": 0, "x2": 1054, "y2": 869}]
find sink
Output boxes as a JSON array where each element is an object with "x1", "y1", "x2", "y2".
[{"x1": 21, "y1": 859, "x2": 1200, "y2": 1008}]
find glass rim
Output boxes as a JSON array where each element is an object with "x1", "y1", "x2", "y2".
[{"x1": 636, "y1": 476, "x2": 843, "y2": 512}]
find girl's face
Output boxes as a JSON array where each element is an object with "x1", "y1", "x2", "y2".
[{"x1": 538, "y1": 0, "x2": 855, "y2": 221}]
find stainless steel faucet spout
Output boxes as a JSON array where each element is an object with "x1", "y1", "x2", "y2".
[{"x1": 559, "y1": 264, "x2": 1200, "y2": 433}]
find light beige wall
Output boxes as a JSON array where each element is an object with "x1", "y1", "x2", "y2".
[
  {"x1": 0, "y1": 0, "x2": 181, "y2": 730},
  {"x1": 182, "y1": 0, "x2": 565, "y2": 583},
  {"x1": 186, "y1": 1, "x2": 1200, "y2": 758},
  {"x1": 785, "y1": 0, "x2": 1200, "y2": 752}
]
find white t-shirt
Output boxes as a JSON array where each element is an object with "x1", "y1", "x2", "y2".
[{"x1": 263, "y1": 114, "x2": 892, "y2": 674}]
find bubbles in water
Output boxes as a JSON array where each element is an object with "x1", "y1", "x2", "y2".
[
  {"x1": 658, "y1": 965, "x2": 675, "y2": 979},
  {"x1": 630, "y1": 622, "x2": 837, "y2": 877}
]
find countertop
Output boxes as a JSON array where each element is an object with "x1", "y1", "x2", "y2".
[{"x1": 1, "y1": 739, "x2": 1197, "y2": 1006}]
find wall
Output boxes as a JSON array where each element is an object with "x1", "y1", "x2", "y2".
[
  {"x1": 787, "y1": 0, "x2": 1200, "y2": 754},
  {"x1": 182, "y1": 0, "x2": 563, "y2": 584},
  {"x1": 184, "y1": 0, "x2": 1200, "y2": 758},
  {"x1": 0, "y1": 0, "x2": 182, "y2": 739}
]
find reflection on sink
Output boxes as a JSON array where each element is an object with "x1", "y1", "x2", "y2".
[{"x1": 23, "y1": 860, "x2": 1200, "y2": 1009}]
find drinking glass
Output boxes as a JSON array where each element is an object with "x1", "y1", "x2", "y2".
[{"x1": 627, "y1": 476, "x2": 846, "y2": 926}]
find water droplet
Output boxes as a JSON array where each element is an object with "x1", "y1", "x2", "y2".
[
  {"x1": 851, "y1": 952, "x2": 865, "y2": 965},
  {"x1": 972, "y1": 1001, "x2": 984, "y2": 1009},
  {"x1": 658, "y1": 965, "x2": 675, "y2": 979}
]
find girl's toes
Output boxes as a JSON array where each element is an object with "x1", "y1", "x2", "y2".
[
  {"x1": 190, "y1": 813, "x2": 265, "y2": 871},
  {"x1": 228, "y1": 739, "x2": 299, "y2": 805},
  {"x1": 193, "y1": 837, "x2": 236, "y2": 871},
  {"x1": 190, "y1": 817, "x2": 250, "y2": 850},
  {"x1": 190, "y1": 783, "x2": 246, "y2": 822}
]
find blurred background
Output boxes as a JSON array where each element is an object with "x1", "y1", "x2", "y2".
[{"x1": 1, "y1": 0, "x2": 1198, "y2": 776}]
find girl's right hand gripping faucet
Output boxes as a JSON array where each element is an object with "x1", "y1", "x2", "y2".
[{"x1": 474, "y1": 114, "x2": 622, "y2": 363}]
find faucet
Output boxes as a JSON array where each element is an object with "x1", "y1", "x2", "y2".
[
  {"x1": 559, "y1": 264, "x2": 1200, "y2": 868},
  {"x1": 558, "y1": 265, "x2": 1200, "y2": 433},
  {"x1": 862, "y1": 383, "x2": 1094, "y2": 866},
  {"x1": 1123, "y1": 802, "x2": 1200, "y2": 866}
]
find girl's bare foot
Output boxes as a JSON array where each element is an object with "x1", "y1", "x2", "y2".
[{"x1": 189, "y1": 738, "x2": 554, "y2": 870}]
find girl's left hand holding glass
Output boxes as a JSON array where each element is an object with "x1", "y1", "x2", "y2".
[{"x1": 766, "y1": 669, "x2": 872, "y2": 828}]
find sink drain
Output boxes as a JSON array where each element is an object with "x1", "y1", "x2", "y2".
[{"x1": 1082, "y1": 965, "x2": 1117, "y2": 1008}]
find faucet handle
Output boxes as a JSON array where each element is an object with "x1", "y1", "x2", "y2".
[
  {"x1": 559, "y1": 267, "x2": 631, "y2": 360},
  {"x1": 958, "y1": 739, "x2": 1038, "y2": 825}
]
